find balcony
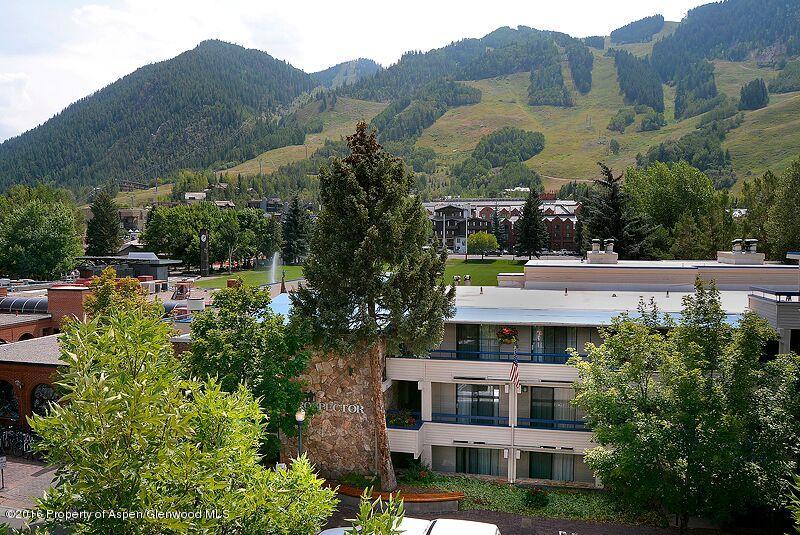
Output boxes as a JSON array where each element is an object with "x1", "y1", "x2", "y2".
[
  {"x1": 517, "y1": 417, "x2": 588, "y2": 432},
  {"x1": 427, "y1": 348, "x2": 573, "y2": 364},
  {"x1": 431, "y1": 413, "x2": 509, "y2": 427}
]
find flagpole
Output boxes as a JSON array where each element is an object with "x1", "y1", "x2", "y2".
[{"x1": 511, "y1": 342, "x2": 517, "y2": 483}]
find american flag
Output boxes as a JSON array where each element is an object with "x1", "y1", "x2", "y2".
[{"x1": 509, "y1": 357, "x2": 520, "y2": 391}]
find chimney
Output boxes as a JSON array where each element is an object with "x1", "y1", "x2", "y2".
[
  {"x1": 587, "y1": 238, "x2": 619, "y2": 264},
  {"x1": 47, "y1": 286, "x2": 91, "y2": 326},
  {"x1": 717, "y1": 238, "x2": 764, "y2": 265}
]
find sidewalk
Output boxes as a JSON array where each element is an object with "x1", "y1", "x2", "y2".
[{"x1": 0, "y1": 457, "x2": 55, "y2": 529}]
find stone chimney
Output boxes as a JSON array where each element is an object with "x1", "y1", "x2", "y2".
[
  {"x1": 587, "y1": 238, "x2": 619, "y2": 264},
  {"x1": 717, "y1": 239, "x2": 765, "y2": 265}
]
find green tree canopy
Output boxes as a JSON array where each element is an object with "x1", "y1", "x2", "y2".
[
  {"x1": 0, "y1": 199, "x2": 82, "y2": 280},
  {"x1": 572, "y1": 281, "x2": 800, "y2": 533},
  {"x1": 766, "y1": 157, "x2": 800, "y2": 262},
  {"x1": 581, "y1": 163, "x2": 656, "y2": 259},
  {"x1": 291, "y1": 123, "x2": 455, "y2": 491},
  {"x1": 30, "y1": 303, "x2": 337, "y2": 534},
  {"x1": 188, "y1": 284, "x2": 309, "y2": 457},
  {"x1": 86, "y1": 190, "x2": 124, "y2": 256},
  {"x1": 467, "y1": 231, "x2": 499, "y2": 259}
]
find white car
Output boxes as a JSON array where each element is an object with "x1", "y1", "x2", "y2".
[{"x1": 319, "y1": 517, "x2": 500, "y2": 535}]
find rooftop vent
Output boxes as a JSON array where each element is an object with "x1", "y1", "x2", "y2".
[{"x1": 717, "y1": 239, "x2": 764, "y2": 265}]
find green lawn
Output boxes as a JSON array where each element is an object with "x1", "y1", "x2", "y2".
[
  {"x1": 444, "y1": 259, "x2": 526, "y2": 286},
  {"x1": 194, "y1": 266, "x2": 304, "y2": 289}
]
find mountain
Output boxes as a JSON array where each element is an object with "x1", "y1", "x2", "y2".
[
  {"x1": 312, "y1": 59, "x2": 382, "y2": 89},
  {"x1": 0, "y1": 40, "x2": 314, "y2": 194},
  {"x1": 3, "y1": 0, "x2": 800, "y2": 199}
]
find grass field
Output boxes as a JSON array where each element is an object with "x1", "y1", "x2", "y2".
[
  {"x1": 113, "y1": 183, "x2": 173, "y2": 208},
  {"x1": 220, "y1": 97, "x2": 386, "y2": 177},
  {"x1": 194, "y1": 265, "x2": 304, "y2": 289},
  {"x1": 444, "y1": 259, "x2": 526, "y2": 286},
  {"x1": 725, "y1": 91, "x2": 800, "y2": 186},
  {"x1": 195, "y1": 259, "x2": 521, "y2": 289}
]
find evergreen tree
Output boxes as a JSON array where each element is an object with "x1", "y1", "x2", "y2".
[
  {"x1": 281, "y1": 197, "x2": 312, "y2": 265},
  {"x1": 291, "y1": 123, "x2": 455, "y2": 491},
  {"x1": 739, "y1": 78, "x2": 769, "y2": 110},
  {"x1": 515, "y1": 189, "x2": 548, "y2": 259},
  {"x1": 491, "y1": 207, "x2": 508, "y2": 251},
  {"x1": 86, "y1": 190, "x2": 124, "y2": 256},
  {"x1": 581, "y1": 163, "x2": 656, "y2": 259},
  {"x1": 766, "y1": 157, "x2": 800, "y2": 261}
]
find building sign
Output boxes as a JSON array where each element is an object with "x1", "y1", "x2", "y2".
[{"x1": 302, "y1": 400, "x2": 365, "y2": 415}]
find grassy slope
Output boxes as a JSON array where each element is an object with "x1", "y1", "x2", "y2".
[
  {"x1": 221, "y1": 97, "x2": 386, "y2": 177},
  {"x1": 110, "y1": 183, "x2": 173, "y2": 208},
  {"x1": 444, "y1": 259, "x2": 525, "y2": 286},
  {"x1": 417, "y1": 55, "x2": 697, "y2": 190}
]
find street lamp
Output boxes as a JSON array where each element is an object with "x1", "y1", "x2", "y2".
[{"x1": 295, "y1": 408, "x2": 306, "y2": 457}]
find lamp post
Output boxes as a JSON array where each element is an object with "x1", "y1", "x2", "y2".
[{"x1": 295, "y1": 408, "x2": 306, "y2": 457}]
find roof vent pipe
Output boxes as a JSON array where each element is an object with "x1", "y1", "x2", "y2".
[
  {"x1": 604, "y1": 238, "x2": 615, "y2": 253},
  {"x1": 591, "y1": 239, "x2": 601, "y2": 252}
]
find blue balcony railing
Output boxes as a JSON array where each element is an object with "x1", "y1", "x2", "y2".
[
  {"x1": 386, "y1": 410, "x2": 423, "y2": 430},
  {"x1": 432, "y1": 412, "x2": 510, "y2": 427},
  {"x1": 426, "y1": 348, "x2": 573, "y2": 365},
  {"x1": 517, "y1": 417, "x2": 589, "y2": 432}
]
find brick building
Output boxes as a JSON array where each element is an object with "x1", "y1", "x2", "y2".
[
  {"x1": 424, "y1": 198, "x2": 581, "y2": 253},
  {"x1": 0, "y1": 336, "x2": 62, "y2": 427},
  {"x1": 0, "y1": 286, "x2": 89, "y2": 345}
]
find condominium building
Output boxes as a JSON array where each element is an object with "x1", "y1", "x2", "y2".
[{"x1": 382, "y1": 242, "x2": 799, "y2": 487}]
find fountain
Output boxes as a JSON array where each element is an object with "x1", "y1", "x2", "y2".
[{"x1": 269, "y1": 251, "x2": 282, "y2": 284}]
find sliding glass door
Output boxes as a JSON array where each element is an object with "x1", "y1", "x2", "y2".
[
  {"x1": 456, "y1": 324, "x2": 480, "y2": 359},
  {"x1": 528, "y1": 387, "x2": 586, "y2": 430},
  {"x1": 456, "y1": 447, "x2": 501, "y2": 476},
  {"x1": 456, "y1": 384, "x2": 501, "y2": 425}
]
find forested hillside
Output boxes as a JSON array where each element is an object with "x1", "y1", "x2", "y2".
[
  {"x1": 3, "y1": 0, "x2": 800, "y2": 201},
  {"x1": 311, "y1": 59, "x2": 382, "y2": 89},
  {"x1": 0, "y1": 40, "x2": 315, "y2": 195}
]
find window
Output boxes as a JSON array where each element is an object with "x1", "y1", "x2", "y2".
[
  {"x1": 457, "y1": 447, "x2": 501, "y2": 476},
  {"x1": 456, "y1": 384, "x2": 501, "y2": 425},
  {"x1": 31, "y1": 383, "x2": 58, "y2": 416},
  {"x1": 0, "y1": 381, "x2": 19, "y2": 421},
  {"x1": 528, "y1": 387, "x2": 585, "y2": 430},
  {"x1": 456, "y1": 324, "x2": 480, "y2": 358},
  {"x1": 529, "y1": 452, "x2": 593, "y2": 482},
  {"x1": 531, "y1": 327, "x2": 577, "y2": 361}
]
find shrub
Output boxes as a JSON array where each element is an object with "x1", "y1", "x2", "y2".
[
  {"x1": 607, "y1": 108, "x2": 635, "y2": 133},
  {"x1": 523, "y1": 487, "x2": 550, "y2": 508}
]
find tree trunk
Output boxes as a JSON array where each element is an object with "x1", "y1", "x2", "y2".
[
  {"x1": 679, "y1": 513, "x2": 688, "y2": 535},
  {"x1": 368, "y1": 339, "x2": 397, "y2": 491}
]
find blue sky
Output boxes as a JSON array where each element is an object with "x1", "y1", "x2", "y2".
[{"x1": 0, "y1": 0, "x2": 708, "y2": 142}]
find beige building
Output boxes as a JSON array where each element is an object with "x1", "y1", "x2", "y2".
[{"x1": 383, "y1": 242, "x2": 799, "y2": 487}]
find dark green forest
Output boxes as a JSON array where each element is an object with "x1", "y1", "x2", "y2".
[
  {"x1": 610, "y1": 15, "x2": 665, "y2": 45},
  {"x1": 769, "y1": 61, "x2": 800, "y2": 93},
  {"x1": 612, "y1": 50, "x2": 664, "y2": 112},
  {"x1": 0, "y1": 40, "x2": 315, "y2": 195}
]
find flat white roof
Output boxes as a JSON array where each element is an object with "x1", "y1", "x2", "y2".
[
  {"x1": 454, "y1": 286, "x2": 749, "y2": 314},
  {"x1": 523, "y1": 258, "x2": 795, "y2": 269}
]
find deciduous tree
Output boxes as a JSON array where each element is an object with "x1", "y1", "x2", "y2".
[
  {"x1": 291, "y1": 123, "x2": 455, "y2": 491},
  {"x1": 468, "y1": 231, "x2": 499, "y2": 259},
  {"x1": 572, "y1": 281, "x2": 800, "y2": 533}
]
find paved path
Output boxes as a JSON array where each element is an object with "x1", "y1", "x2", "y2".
[
  {"x1": 326, "y1": 506, "x2": 760, "y2": 535},
  {"x1": 0, "y1": 457, "x2": 55, "y2": 529}
]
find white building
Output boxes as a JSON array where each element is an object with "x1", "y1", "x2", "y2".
[{"x1": 383, "y1": 242, "x2": 800, "y2": 487}]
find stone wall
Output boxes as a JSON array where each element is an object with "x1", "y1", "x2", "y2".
[{"x1": 280, "y1": 350, "x2": 379, "y2": 479}]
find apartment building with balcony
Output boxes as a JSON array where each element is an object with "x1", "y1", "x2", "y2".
[{"x1": 383, "y1": 241, "x2": 800, "y2": 487}]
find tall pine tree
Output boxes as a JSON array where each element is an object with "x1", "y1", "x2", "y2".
[
  {"x1": 281, "y1": 196, "x2": 312, "y2": 265},
  {"x1": 515, "y1": 190, "x2": 548, "y2": 259},
  {"x1": 581, "y1": 163, "x2": 656, "y2": 259},
  {"x1": 291, "y1": 123, "x2": 455, "y2": 491},
  {"x1": 86, "y1": 190, "x2": 124, "y2": 256},
  {"x1": 491, "y1": 206, "x2": 508, "y2": 252}
]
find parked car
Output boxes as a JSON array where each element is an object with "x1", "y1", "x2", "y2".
[{"x1": 319, "y1": 517, "x2": 500, "y2": 535}]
